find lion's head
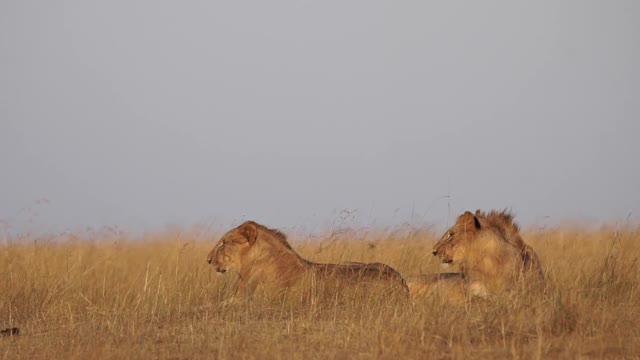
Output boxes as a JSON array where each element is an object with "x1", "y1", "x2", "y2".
[
  {"x1": 432, "y1": 211, "x2": 481, "y2": 265},
  {"x1": 207, "y1": 221, "x2": 258, "y2": 274}
]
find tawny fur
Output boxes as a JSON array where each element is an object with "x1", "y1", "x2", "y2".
[
  {"x1": 474, "y1": 209, "x2": 544, "y2": 278},
  {"x1": 432, "y1": 211, "x2": 544, "y2": 297},
  {"x1": 405, "y1": 273, "x2": 465, "y2": 303},
  {"x1": 207, "y1": 221, "x2": 409, "y2": 298}
]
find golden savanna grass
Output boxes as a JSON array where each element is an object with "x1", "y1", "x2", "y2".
[{"x1": 1, "y1": 223, "x2": 640, "y2": 359}]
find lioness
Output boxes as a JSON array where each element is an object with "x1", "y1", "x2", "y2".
[
  {"x1": 207, "y1": 221, "x2": 409, "y2": 300},
  {"x1": 432, "y1": 210, "x2": 543, "y2": 297}
]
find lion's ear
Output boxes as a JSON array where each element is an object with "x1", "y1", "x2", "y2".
[
  {"x1": 239, "y1": 221, "x2": 258, "y2": 245},
  {"x1": 459, "y1": 211, "x2": 481, "y2": 231}
]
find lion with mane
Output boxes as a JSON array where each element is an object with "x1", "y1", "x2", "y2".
[
  {"x1": 431, "y1": 210, "x2": 543, "y2": 298},
  {"x1": 207, "y1": 221, "x2": 409, "y2": 300}
]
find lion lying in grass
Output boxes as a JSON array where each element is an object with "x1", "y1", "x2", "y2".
[
  {"x1": 431, "y1": 210, "x2": 544, "y2": 298},
  {"x1": 207, "y1": 221, "x2": 409, "y2": 301}
]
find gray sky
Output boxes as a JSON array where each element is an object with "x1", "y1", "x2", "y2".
[{"x1": 1, "y1": 1, "x2": 639, "y2": 234}]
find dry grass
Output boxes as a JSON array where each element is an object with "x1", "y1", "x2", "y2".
[{"x1": 1, "y1": 224, "x2": 639, "y2": 359}]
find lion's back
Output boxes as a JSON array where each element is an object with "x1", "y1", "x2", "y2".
[{"x1": 310, "y1": 262, "x2": 409, "y2": 297}]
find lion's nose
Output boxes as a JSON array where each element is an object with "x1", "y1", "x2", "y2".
[{"x1": 432, "y1": 250, "x2": 438, "y2": 256}]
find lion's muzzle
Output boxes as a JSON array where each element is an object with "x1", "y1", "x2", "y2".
[
  {"x1": 432, "y1": 248, "x2": 453, "y2": 264},
  {"x1": 207, "y1": 256, "x2": 227, "y2": 273}
]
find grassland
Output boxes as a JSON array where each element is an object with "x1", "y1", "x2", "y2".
[{"x1": 1, "y1": 223, "x2": 639, "y2": 359}]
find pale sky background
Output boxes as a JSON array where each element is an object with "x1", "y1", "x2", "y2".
[{"x1": 1, "y1": 1, "x2": 639, "y2": 234}]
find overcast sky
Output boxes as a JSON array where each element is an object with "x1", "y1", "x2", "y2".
[{"x1": 1, "y1": 1, "x2": 639, "y2": 234}]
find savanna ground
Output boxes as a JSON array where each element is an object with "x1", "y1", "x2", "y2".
[{"x1": 1, "y1": 222, "x2": 639, "y2": 359}]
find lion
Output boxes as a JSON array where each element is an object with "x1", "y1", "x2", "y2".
[
  {"x1": 207, "y1": 221, "x2": 409, "y2": 301},
  {"x1": 432, "y1": 210, "x2": 543, "y2": 298}
]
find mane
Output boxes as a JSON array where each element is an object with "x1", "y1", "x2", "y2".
[
  {"x1": 475, "y1": 209, "x2": 520, "y2": 235},
  {"x1": 474, "y1": 209, "x2": 529, "y2": 251},
  {"x1": 250, "y1": 221, "x2": 294, "y2": 250},
  {"x1": 474, "y1": 210, "x2": 543, "y2": 276}
]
